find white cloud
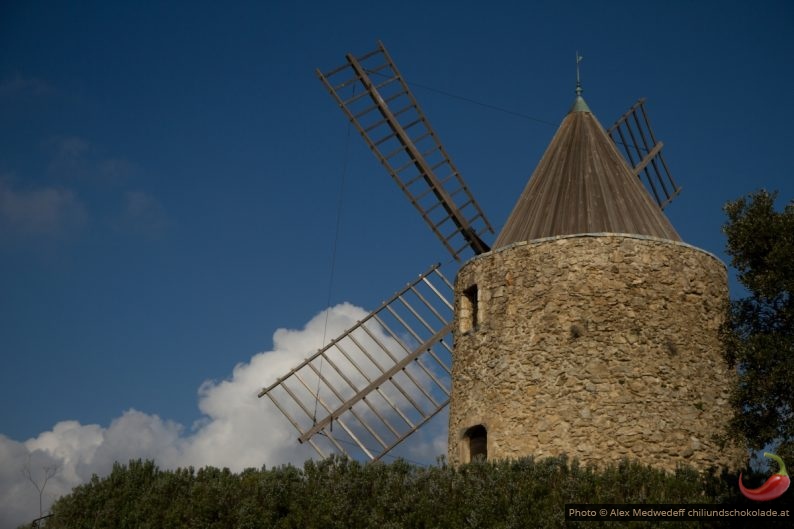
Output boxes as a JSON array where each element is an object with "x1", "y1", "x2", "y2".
[
  {"x1": 0, "y1": 177, "x2": 86, "y2": 238},
  {"x1": 0, "y1": 303, "x2": 448, "y2": 529}
]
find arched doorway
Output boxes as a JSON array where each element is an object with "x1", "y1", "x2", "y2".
[{"x1": 464, "y1": 424, "x2": 487, "y2": 461}]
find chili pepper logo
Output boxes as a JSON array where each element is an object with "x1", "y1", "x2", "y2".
[{"x1": 739, "y1": 452, "x2": 790, "y2": 501}]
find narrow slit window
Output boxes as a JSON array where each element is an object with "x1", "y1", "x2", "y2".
[
  {"x1": 465, "y1": 424, "x2": 487, "y2": 461},
  {"x1": 460, "y1": 284, "x2": 479, "y2": 333}
]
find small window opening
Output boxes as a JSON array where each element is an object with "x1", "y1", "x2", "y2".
[
  {"x1": 460, "y1": 284, "x2": 479, "y2": 333},
  {"x1": 465, "y1": 424, "x2": 487, "y2": 461}
]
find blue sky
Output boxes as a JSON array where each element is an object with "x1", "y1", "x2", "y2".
[{"x1": 1, "y1": 0, "x2": 793, "y2": 524}]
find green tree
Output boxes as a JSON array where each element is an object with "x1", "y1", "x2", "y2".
[{"x1": 722, "y1": 190, "x2": 794, "y2": 464}]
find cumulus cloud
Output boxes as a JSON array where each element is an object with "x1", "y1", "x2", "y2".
[
  {"x1": 0, "y1": 303, "x2": 447, "y2": 529},
  {"x1": 0, "y1": 177, "x2": 86, "y2": 238}
]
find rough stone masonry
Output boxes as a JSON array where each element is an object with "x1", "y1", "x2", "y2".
[{"x1": 448, "y1": 233, "x2": 744, "y2": 472}]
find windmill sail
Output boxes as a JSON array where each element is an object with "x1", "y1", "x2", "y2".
[
  {"x1": 317, "y1": 41, "x2": 493, "y2": 262},
  {"x1": 608, "y1": 99, "x2": 681, "y2": 209},
  {"x1": 258, "y1": 265, "x2": 454, "y2": 461}
]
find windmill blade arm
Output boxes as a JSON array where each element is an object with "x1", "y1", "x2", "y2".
[
  {"x1": 343, "y1": 52, "x2": 490, "y2": 256},
  {"x1": 258, "y1": 264, "x2": 454, "y2": 461},
  {"x1": 317, "y1": 42, "x2": 493, "y2": 261},
  {"x1": 608, "y1": 99, "x2": 682, "y2": 209}
]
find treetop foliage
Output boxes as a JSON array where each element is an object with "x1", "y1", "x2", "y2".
[
  {"x1": 722, "y1": 189, "x2": 794, "y2": 463},
  {"x1": 21, "y1": 456, "x2": 794, "y2": 529},
  {"x1": 723, "y1": 190, "x2": 794, "y2": 301}
]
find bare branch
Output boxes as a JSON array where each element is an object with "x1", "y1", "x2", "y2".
[{"x1": 21, "y1": 455, "x2": 59, "y2": 517}]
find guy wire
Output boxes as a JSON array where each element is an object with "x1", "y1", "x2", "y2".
[{"x1": 313, "y1": 86, "x2": 355, "y2": 425}]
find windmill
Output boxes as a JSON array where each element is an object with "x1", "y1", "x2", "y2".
[{"x1": 258, "y1": 41, "x2": 682, "y2": 463}]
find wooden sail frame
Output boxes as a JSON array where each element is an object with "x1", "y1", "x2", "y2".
[
  {"x1": 258, "y1": 265, "x2": 454, "y2": 461},
  {"x1": 316, "y1": 41, "x2": 493, "y2": 262},
  {"x1": 607, "y1": 98, "x2": 681, "y2": 209}
]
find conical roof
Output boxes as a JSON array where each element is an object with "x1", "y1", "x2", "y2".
[{"x1": 494, "y1": 96, "x2": 681, "y2": 247}]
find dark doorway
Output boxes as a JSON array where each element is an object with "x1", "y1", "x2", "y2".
[{"x1": 465, "y1": 424, "x2": 487, "y2": 461}]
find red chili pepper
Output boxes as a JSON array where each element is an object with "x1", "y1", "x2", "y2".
[{"x1": 739, "y1": 452, "x2": 790, "y2": 501}]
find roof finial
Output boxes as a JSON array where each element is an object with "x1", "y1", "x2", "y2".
[{"x1": 570, "y1": 51, "x2": 590, "y2": 113}]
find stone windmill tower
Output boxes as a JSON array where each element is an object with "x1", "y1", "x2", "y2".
[
  {"x1": 260, "y1": 44, "x2": 742, "y2": 472},
  {"x1": 448, "y1": 71, "x2": 742, "y2": 471}
]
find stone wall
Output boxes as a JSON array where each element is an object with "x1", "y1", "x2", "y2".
[{"x1": 448, "y1": 234, "x2": 744, "y2": 472}]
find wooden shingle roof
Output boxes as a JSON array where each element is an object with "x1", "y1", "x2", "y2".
[{"x1": 494, "y1": 96, "x2": 681, "y2": 247}]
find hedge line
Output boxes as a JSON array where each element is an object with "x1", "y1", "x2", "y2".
[{"x1": 24, "y1": 456, "x2": 793, "y2": 529}]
